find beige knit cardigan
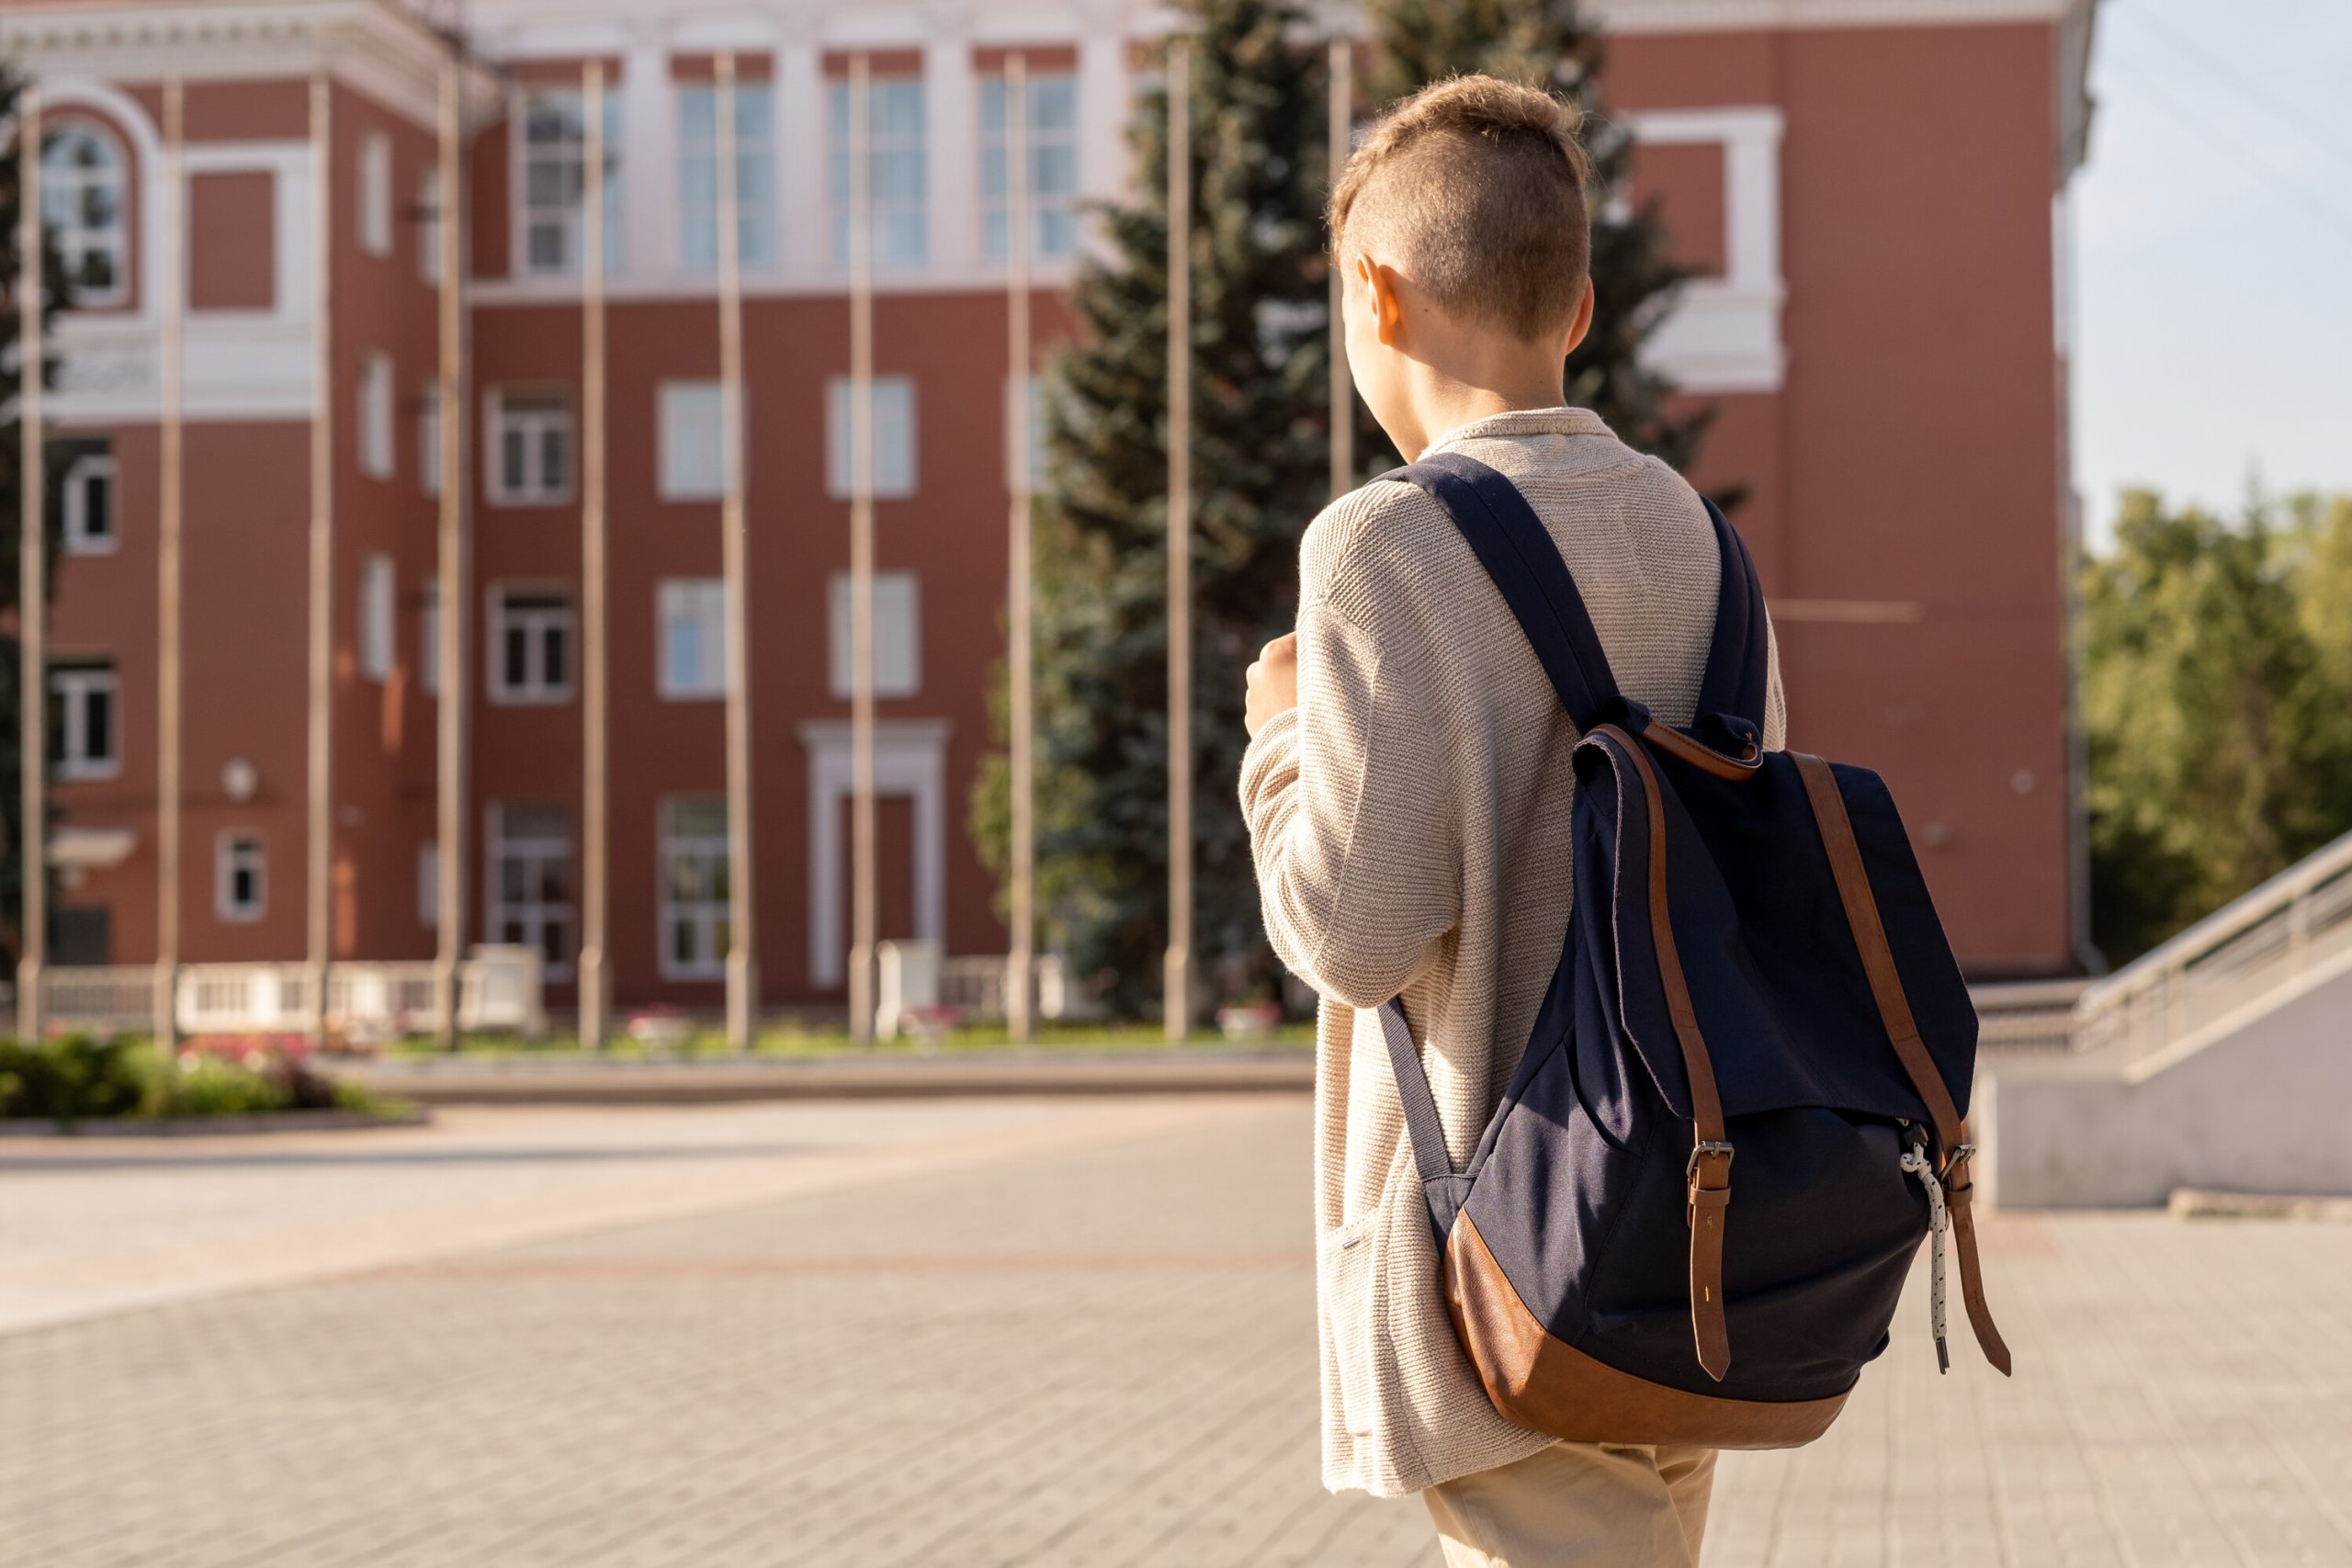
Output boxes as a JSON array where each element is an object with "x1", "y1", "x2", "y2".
[{"x1": 1239, "y1": 408, "x2": 1786, "y2": 1497}]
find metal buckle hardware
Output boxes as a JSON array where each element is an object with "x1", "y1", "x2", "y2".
[{"x1": 1685, "y1": 1141, "x2": 1736, "y2": 1180}]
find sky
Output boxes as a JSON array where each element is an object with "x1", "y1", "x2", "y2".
[{"x1": 2070, "y1": 0, "x2": 2352, "y2": 545}]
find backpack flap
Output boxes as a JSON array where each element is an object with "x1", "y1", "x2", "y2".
[{"x1": 1573, "y1": 732, "x2": 1978, "y2": 1131}]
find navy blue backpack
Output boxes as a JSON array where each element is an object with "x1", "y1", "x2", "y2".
[{"x1": 1376, "y1": 454, "x2": 2010, "y2": 1450}]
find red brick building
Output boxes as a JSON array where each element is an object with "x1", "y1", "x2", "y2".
[{"x1": 0, "y1": 0, "x2": 2099, "y2": 1019}]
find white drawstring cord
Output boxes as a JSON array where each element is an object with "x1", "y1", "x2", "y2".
[{"x1": 1900, "y1": 1145, "x2": 1951, "y2": 1374}]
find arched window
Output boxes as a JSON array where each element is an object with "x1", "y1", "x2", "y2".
[{"x1": 42, "y1": 122, "x2": 129, "y2": 307}]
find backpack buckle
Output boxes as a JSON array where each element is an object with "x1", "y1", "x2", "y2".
[{"x1": 1685, "y1": 1141, "x2": 1735, "y2": 1181}]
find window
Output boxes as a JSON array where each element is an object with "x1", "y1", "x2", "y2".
[
  {"x1": 678, "y1": 82, "x2": 775, "y2": 270},
  {"x1": 360, "y1": 355, "x2": 395, "y2": 479},
  {"x1": 41, "y1": 123, "x2": 128, "y2": 306},
  {"x1": 361, "y1": 554, "x2": 395, "y2": 682},
  {"x1": 62, "y1": 446, "x2": 117, "y2": 555},
  {"x1": 659, "y1": 580, "x2": 727, "y2": 700},
  {"x1": 980, "y1": 72, "x2": 1080, "y2": 261},
  {"x1": 1005, "y1": 374, "x2": 1046, "y2": 489},
  {"x1": 658, "y1": 381, "x2": 730, "y2": 501},
  {"x1": 519, "y1": 87, "x2": 621, "y2": 276},
  {"x1": 659, "y1": 796, "x2": 729, "y2": 980},
  {"x1": 359, "y1": 133, "x2": 392, "y2": 256},
  {"x1": 486, "y1": 389, "x2": 572, "y2": 505},
  {"x1": 489, "y1": 588, "x2": 573, "y2": 704},
  {"x1": 420, "y1": 581, "x2": 441, "y2": 696},
  {"x1": 52, "y1": 660, "x2": 120, "y2": 780},
  {"x1": 827, "y1": 572, "x2": 920, "y2": 698},
  {"x1": 824, "y1": 376, "x2": 916, "y2": 499},
  {"x1": 216, "y1": 832, "x2": 266, "y2": 923},
  {"x1": 487, "y1": 803, "x2": 574, "y2": 978},
  {"x1": 418, "y1": 165, "x2": 443, "y2": 285},
  {"x1": 829, "y1": 76, "x2": 926, "y2": 268},
  {"x1": 419, "y1": 382, "x2": 442, "y2": 498}
]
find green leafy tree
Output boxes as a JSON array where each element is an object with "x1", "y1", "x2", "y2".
[
  {"x1": 1361, "y1": 0, "x2": 1711, "y2": 473},
  {"x1": 2084, "y1": 489, "x2": 2352, "y2": 960},
  {"x1": 973, "y1": 0, "x2": 1334, "y2": 1013},
  {"x1": 0, "y1": 68, "x2": 65, "y2": 974}
]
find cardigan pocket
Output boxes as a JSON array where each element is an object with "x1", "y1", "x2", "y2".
[{"x1": 1318, "y1": 1208, "x2": 1385, "y2": 1438}]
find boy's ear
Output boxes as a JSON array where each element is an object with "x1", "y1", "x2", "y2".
[
  {"x1": 1563, "y1": 276, "x2": 1597, "y2": 357},
  {"x1": 1358, "y1": 255, "x2": 1406, "y2": 347}
]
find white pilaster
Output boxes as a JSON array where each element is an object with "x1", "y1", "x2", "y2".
[
  {"x1": 621, "y1": 28, "x2": 675, "y2": 276},
  {"x1": 777, "y1": 36, "x2": 825, "y2": 280},
  {"x1": 923, "y1": 26, "x2": 978, "y2": 275}
]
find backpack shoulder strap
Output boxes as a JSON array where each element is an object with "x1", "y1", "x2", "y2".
[
  {"x1": 1694, "y1": 497, "x2": 1771, "y2": 729},
  {"x1": 1379, "y1": 452, "x2": 1623, "y2": 734}
]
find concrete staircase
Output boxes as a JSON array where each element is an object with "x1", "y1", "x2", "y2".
[{"x1": 1981, "y1": 829, "x2": 2352, "y2": 1208}]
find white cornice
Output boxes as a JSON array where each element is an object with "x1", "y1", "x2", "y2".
[
  {"x1": 0, "y1": 0, "x2": 500, "y2": 127},
  {"x1": 1583, "y1": 0, "x2": 2078, "y2": 29}
]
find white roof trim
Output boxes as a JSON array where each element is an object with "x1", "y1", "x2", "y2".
[{"x1": 1584, "y1": 0, "x2": 2079, "y2": 29}]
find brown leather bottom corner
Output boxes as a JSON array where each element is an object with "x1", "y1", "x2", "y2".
[{"x1": 1443, "y1": 1213, "x2": 1851, "y2": 1450}]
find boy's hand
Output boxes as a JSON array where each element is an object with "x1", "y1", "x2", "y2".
[{"x1": 1245, "y1": 633, "x2": 1299, "y2": 738}]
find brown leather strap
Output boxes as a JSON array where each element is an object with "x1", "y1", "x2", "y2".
[
  {"x1": 1638, "y1": 722, "x2": 1764, "y2": 782},
  {"x1": 1599, "y1": 726, "x2": 1733, "y2": 1382},
  {"x1": 1940, "y1": 1152, "x2": 2013, "y2": 1375},
  {"x1": 1685, "y1": 1185, "x2": 1733, "y2": 1378},
  {"x1": 1791, "y1": 754, "x2": 1962, "y2": 1149},
  {"x1": 1792, "y1": 751, "x2": 2011, "y2": 1376}
]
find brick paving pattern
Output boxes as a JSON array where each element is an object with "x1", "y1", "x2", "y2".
[{"x1": 4, "y1": 1097, "x2": 2348, "y2": 1566}]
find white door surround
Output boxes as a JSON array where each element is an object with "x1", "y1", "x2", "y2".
[{"x1": 798, "y1": 718, "x2": 949, "y2": 987}]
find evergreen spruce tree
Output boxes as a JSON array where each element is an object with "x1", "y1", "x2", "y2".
[
  {"x1": 0, "y1": 68, "x2": 65, "y2": 975},
  {"x1": 1360, "y1": 0, "x2": 1711, "y2": 472},
  {"x1": 973, "y1": 0, "x2": 1333, "y2": 1015}
]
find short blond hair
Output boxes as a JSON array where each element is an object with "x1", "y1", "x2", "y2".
[{"x1": 1328, "y1": 74, "x2": 1593, "y2": 343}]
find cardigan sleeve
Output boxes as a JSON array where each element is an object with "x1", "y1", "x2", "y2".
[{"x1": 1240, "y1": 539, "x2": 1462, "y2": 1010}]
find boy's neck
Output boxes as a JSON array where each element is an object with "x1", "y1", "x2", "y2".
[{"x1": 1396, "y1": 360, "x2": 1570, "y2": 460}]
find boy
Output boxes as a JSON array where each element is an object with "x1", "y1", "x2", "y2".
[{"x1": 1239, "y1": 76, "x2": 1784, "y2": 1565}]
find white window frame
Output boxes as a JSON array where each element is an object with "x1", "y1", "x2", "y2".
[
  {"x1": 830, "y1": 76, "x2": 927, "y2": 270},
  {"x1": 677, "y1": 81, "x2": 775, "y2": 271},
  {"x1": 52, "y1": 662, "x2": 121, "y2": 782},
  {"x1": 419, "y1": 382, "x2": 442, "y2": 499},
  {"x1": 62, "y1": 449, "x2": 118, "y2": 556},
  {"x1": 980, "y1": 71, "x2": 1080, "y2": 263},
  {"x1": 827, "y1": 571, "x2": 920, "y2": 699},
  {"x1": 215, "y1": 831, "x2": 266, "y2": 924},
  {"x1": 487, "y1": 586, "x2": 574, "y2": 705},
  {"x1": 42, "y1": 122, "x2": 129, "y2": 308},
  {"x1": 484, "y1": 388, "x2": 573, "y2": 506},
  {"x1": 360, "y1": 354, "x2": 395, "y2": 480},
  {"x1": 418, "y1": 164, "x2": 443, "y2": 285},
  {"x1": 657, "y1": 380, "x2": 730, "y2": 502},
  {"x1": 516, "y1": 87, "x2": 621, "y2": 278},
  {"x1": 658, "y1": 579, "x2": 727, "y2": 701},
  {"x1": 360, "y1": 553, "x2": 396, "y2": 683},
  {"x1": 359, "y1": 132, "x2": 392, "y2": 257},
  {"x1": 485, "y1": 803, "x2": 575, "y2": 981},
  {"x1": 658, "y1": 795, "x2": 730, "y2": 982},
  {"x1": 824, "y1": 375, "x2": 917, "y2": 500}
]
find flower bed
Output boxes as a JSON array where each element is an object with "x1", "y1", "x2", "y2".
[{"x1": 0, "y1": 1035, "x2": 411, "y2": 1127}]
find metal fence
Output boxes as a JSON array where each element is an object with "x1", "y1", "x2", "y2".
[{"x1": 2071, "y1": 829, "x2": 2352, "y2": 1066}]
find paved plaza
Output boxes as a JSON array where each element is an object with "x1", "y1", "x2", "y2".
[{"x1": 3, "y1": 1095, "x2": 2348, "y2": 1567}]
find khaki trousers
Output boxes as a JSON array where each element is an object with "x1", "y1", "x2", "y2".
[{"x1": 1423, "y1": 1441, "x2": 1717, "y2": 1567}]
